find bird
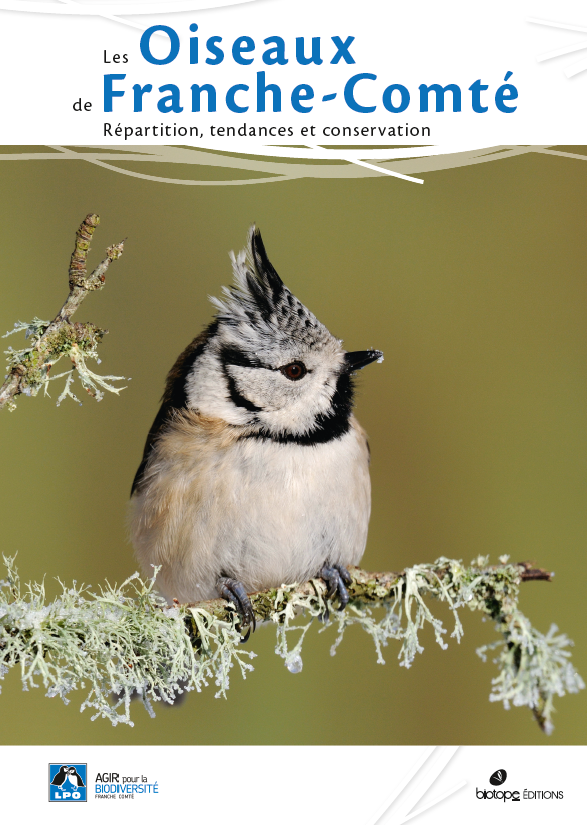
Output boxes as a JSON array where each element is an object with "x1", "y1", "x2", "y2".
[
  {"x1": 66, "y1": 767, "x2": 85, "y2": 788},
  {"x1": 50, "y1": 767, "x2": 69, "y2": 788},
  {"x1": 129, "y1": 226, "x2": 382, "y2": 635}
]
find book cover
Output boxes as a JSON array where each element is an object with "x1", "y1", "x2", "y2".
[{"x1": 0, "y1": 1, "x2": 585, "y2": 820}]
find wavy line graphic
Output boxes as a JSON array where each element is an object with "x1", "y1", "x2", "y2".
[{"x1": 0, "y1": 145, "x2": 578, "y2": 187}]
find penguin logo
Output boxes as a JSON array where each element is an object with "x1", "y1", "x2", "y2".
[
  {"x1": 49, "y1": 764, "x2": 87, "y2": 802},
  {"x1": 489, "y1": 769, "x2": 507, "y2": 786}
]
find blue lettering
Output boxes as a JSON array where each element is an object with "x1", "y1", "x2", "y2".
[
  {"x1": 344, "y1": 73, "x2": 376, "y2": 113},
  {"x1": 140, "y1": 25, "x2": 180, "y2": 65},
  {"x1": 104, "y1": 74, "x2": 125, "y2": 112}
]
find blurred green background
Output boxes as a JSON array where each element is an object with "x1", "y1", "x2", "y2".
[{"x1": 0, "y1": 146, "x2": 585, "y2": 745}]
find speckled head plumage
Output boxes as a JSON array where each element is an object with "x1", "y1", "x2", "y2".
[{"x1": 210, "y1": 226, "x2": 334, "y2": 353}]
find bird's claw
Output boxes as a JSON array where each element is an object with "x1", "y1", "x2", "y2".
[
  {"x1": 217, "y1": 576, "x2": 256, "y2": 641},
  {"x1": 319, "y1": 563, "x2": 352, "y2": 618}
]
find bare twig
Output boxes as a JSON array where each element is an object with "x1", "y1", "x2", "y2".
[{"x1": 0, "y1": 214, "x2": 126, "y2": 411}]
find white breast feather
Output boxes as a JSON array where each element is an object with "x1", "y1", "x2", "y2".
[{"x1": 130, "y1": 414, "x2": 370, "y2": 603}]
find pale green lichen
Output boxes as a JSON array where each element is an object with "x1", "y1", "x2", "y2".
[
  {"x1": 0, "y1": 555, "x2": 582, "y2": 731},
  {"x1": 3, "y1": 317, "x2": 127, "y2": 407},
  {"x1": 0, "y1": 556, "x2": 253, "y2": 726},
  {"x1": 477, "y1": 619, "x2": 584, "y2": 735}
]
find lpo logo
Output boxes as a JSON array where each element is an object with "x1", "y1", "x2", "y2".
[
  {"x1": 48, "y1": 764, "x2": 87, "y2": 802},
  {"x1": 489, "y1": 769, "x2": 507, "y2": 786}
]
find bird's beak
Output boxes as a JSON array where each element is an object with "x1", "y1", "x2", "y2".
[{"x1": 343, "y1": 350, "x2": 384, "y2": 372}]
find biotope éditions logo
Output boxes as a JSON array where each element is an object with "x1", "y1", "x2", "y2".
[
  {"x1": 476, "y1": 768, "x2": 564, "y2": 802},
  {"x1": 49, "y1": 764, "x2": 87, "y2": 802},
  {"x1": 489, "y1": 769, "x2": 507, "y2": 786}
]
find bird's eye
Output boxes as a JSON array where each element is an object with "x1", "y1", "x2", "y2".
[{"x1": 280, "y1": 361, "x2": 307, "y2": 381}]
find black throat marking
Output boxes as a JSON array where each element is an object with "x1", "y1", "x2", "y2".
[{"x1": 242, "y1": 371, "x2": 355, "y2": 446}]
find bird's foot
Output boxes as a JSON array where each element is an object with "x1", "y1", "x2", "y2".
[
  {"x1": 319, "y1": 563, "x2": 352, "y2": 619},
  {"x1": 217, "y1": 576, "x2": 256, "y2": 642}
]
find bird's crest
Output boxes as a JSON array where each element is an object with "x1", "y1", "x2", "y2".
[{"x1": 210, "y1": 226, "x2": 331, "y2": 347}]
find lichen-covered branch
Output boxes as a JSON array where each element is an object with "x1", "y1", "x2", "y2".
[
  {"x1": 0, "y1": 555, "x2": 582, "y2": 731},
  {"x1": 0, "y1": 214, "x2": 127, "y2": 411},
  {"x1": 190, "y1": 560, "x2": 552, "y2": 625}
]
